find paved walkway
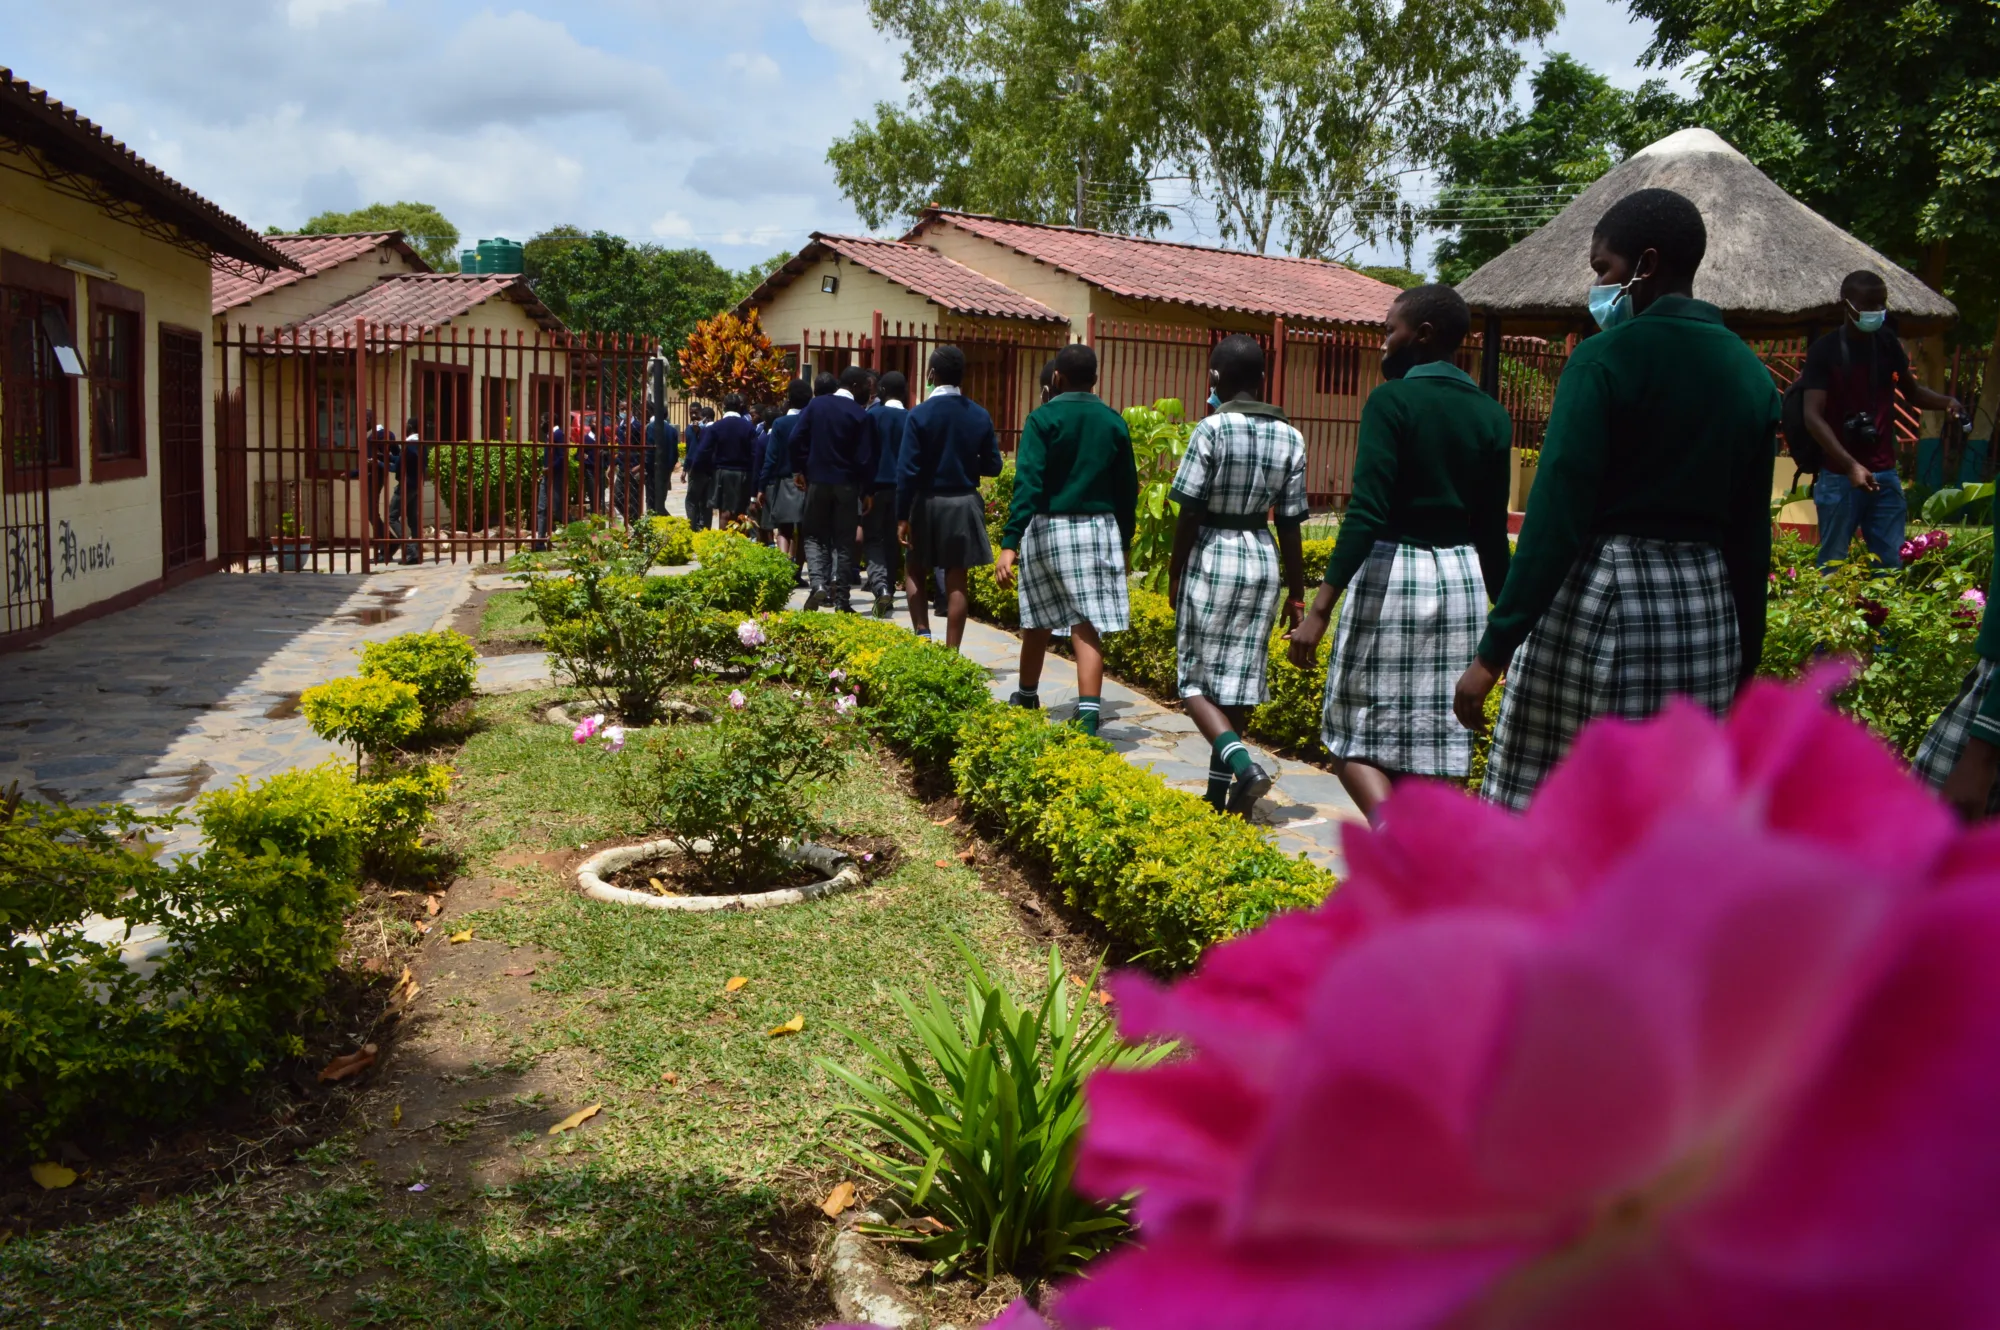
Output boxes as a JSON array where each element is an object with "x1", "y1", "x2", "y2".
[{"x1": 0, "y1": 561, "x2": 482, "y2": 814}]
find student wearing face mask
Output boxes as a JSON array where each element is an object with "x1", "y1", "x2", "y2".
[
  {"x1": 1287, "y1": 285, "x2": 1512, "y2": 823},
  {"x1": 1800, "y1": 269, "x2": 1966, "y2": 570},
  {"x1": 1453, "y1": 187, "x2": 1780, "y2": 812}
]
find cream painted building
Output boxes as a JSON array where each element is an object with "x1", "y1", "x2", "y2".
[{"x1": 0, "y1": 66, "x2": 293, "y2": 641}]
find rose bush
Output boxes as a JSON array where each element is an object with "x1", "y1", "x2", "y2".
[{"x1": 845, "y1": 674, "x2": 2000, "y2": 1328}]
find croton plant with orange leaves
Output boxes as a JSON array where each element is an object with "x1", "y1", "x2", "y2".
[{"x1": 678, "y1": 307, "x2": 790, "y2": 406}]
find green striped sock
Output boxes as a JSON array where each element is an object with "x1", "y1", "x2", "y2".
[
  {"x1": 1215, "y1": 731, "x2": 1253, "y2": 777},
  {"x1": 1075, "y1": 695, "x2": 1101, "y2": 735},
  {"x1": 1206, "y1": 750, "x2": 1231, "y2": 810}
]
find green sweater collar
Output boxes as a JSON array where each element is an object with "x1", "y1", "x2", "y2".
[
  {"x1": 1639, "y1": 293, "x2": 1724, "y2": 325},
  {"x1": 1403, "y1": 361, "x2": 1477, "y2": 387},
  {"x1": 1047, "y1": 392, "x2": 1102, "y2": 406},
  {"x1": 1218, "y1": 398, "x2": 1288, "y2": 420}
]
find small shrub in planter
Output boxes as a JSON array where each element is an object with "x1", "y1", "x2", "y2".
[
  {"x1": 846, "y1": 639, "x2": 994, "y2": 766},
  {"x1": 359, "y1": 629, "x2": 478, "y2": 729},
  {"x1": 648, "y1": 514, "x2": 696, "y2": 565},
  {"x1": 822, "y1": 937, "x2": 1173, "y2": 1287},
  {"x1": 300, "y1": 675, "x2": 423, "y2": 771},
  {"x1": 618, "y1": 687, "x2": 854, "y2": 890},
  {"x1": 1, "y1": 787, "x2": 356, "y2": 1153},
  {"x1": 684, "y1": 530, "x2": 797, "y2": 613}
]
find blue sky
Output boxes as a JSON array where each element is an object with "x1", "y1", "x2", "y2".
[{"x1": 0, "y1": 0, "x2": 1688, "y2": 275}]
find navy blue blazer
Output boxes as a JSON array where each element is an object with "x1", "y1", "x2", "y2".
[
  {"x1": 866, "y1": 402, "x2": 909, "y2": 491},
  {"x1": 703, "y1": 413, "x2": 758, "y2": 471},
  {"x1": 896, "y1": 393, "x2": 1003, "y2": 521},
  {"x1": 790, "y1": 393, "x2": 876, "y2": 487}
]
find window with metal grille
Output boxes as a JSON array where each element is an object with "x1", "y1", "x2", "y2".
[
  {"x1": 91, "y1": 305, "x2": 141, "y2": 460},
  {"x1": 2, "y1": 286, "x2": 79, "y2": 484}
]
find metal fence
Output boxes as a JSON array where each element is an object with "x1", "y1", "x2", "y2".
[{"x1": 215, "y1": 321, "x2": 659, "y2": 572}]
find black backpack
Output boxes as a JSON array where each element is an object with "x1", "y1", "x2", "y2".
[{"x1": 1780, "y1": 333, "x2": 1874, "y2": 478}]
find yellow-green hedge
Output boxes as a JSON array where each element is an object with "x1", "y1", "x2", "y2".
[{"x1": 767, "y1": 610, "x2": 1336, "y2": 967}]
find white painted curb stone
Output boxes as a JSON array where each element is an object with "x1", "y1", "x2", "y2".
[{"x1": 575, "y1": 838, "x2": 864, "y2": 912}]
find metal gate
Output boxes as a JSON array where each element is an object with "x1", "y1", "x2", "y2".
[
  {"x1": 215, "y1": 321, "x2": 659, "y2": 572},
  {"x1": 0, "y1": 284, "x2": 56, "y2": 635}
]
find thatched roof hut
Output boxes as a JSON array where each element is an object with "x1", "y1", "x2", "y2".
[{"x1": 1456, "y1": 128, "x2": 1957, "y2": 340}]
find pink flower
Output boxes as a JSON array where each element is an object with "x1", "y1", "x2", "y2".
[
  {"x1": 1962, "y1": 588, "x2": 1986, "y2": 609},
  {"x1": 1054, "y1": 675, "x2": 2000, "y2": 1330},
  {"x1": 829, "y1": 668, "x2": 847, "y2": 683},
  {"x1": 602, "y1": 724, "x2": 627, "y2": 753},
  {"x1": 834, "y1": 692, "x2": 859, "y2": 716},
  {"x1": 738, "y1": 619, "x2": 767, "y2": 648},
  {"x1": 728, "y1": 689, "x2": 746, "y2": 710},
  {"x1": 571, "y1": 712, "x2": 604, "y2": 743}
]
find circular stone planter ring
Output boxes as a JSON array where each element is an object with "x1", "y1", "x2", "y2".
[{"x1": 576, "y1": 839, "x2": 864, "y2": 912}]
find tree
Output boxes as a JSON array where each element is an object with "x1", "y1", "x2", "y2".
[
  {"x1": 678, "y1": 309, "x2": 790, "y2": 407},
  {"x1": 1356, "y1": 264, "x2": 1427, "y2": 290},
  {"x1": 300, "y1": 202, "x2": 460, "y2": 271},
  {"x1": 828, "y1": 0, "x2": 1165, "y2": 233},
  {"x1": 522, "y1": 225, "x2": 588, "y2": 284},
  {"x1": 531, "y1": 232, "x2": 738, "y2": 366},
  {"x1": 1627, "y1": 0, "x2": 2000, "y2": 338},
  {"x1": 1429, "y1": 53, "x2": 1699, "y2": 284},
  {"x1": 729, "y1": 252, "x2": 795, "y2": 308},
  {"x1": 1112, "y1": 0, "x2": 1560, "y2": 258}
]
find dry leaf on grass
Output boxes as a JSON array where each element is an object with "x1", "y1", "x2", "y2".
[
  {"x1": 318, "y1": 1043, "x2": 378, "y2": 1083},
  {"x1": 724, "y1": 976, "x2": 748, "y2": 993},
  {"x1": 548, "y1": 1103, "x2": 602, "y2": 1135},
  {"x1": 931, "y1": 815, "x2": 957, "y2": 827},
  {"x1": 934, "y1": 858, "x2": 951, "y2": 869},
  {"x1": 415, "y1": 922, "x2": 432, "y2": 936},
  {"x1": 29, "y1": 1162, "x2": 76, "y2": 1190},
  {"x1": 660, "y1": 1070, "x2": 679, "y2": 1085},
  {"x1": 1094, "y1": 990, "x2": 1114, "y2": 1006},
  {"x1": 447, "y1": 928, "x2": 475, "y2": 944},
  {"x1": 821, "y1": 1181, "x2": 857, "y2": 1217},
  {"x1": 360, "y1": 956, "x2": 388, "y2": 975},
  {"x1": 386, "y1": 967, "x2": 422, "y2": 1015},
  {"x1": 391, "y1": 1104, "x2": 403, "y2": 1126},
  {"x1": 958, "y1": 849, "x2": 976, "y2": 863},
  {"x1": 425, "y1": 895, "x2": 443, "y2": 918},
  {"x1": 502, "y1": 966, "x2": 536, "y2": 978},
  {"x1": 767, "y1": 1013, "x2": 805, "y2": 1037},
  {"x1": 905, "y1": 1215, "x2": 953, "y2": 1235}
]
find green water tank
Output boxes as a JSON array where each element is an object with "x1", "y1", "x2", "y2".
[
  {"x1": 474, "y1": 238, "x2": 524, "y2": 275},
  {"x1": 459, "y1": 248, "x2": 481, "y2": 273}
]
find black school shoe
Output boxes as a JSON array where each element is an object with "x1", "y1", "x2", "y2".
[
  {"x1": 1226, "y1": 763, "x2": 1274, "y2": 818},
  {"x1": 1007, "y1": 690, "x2": 1041, "y2": 710},
  {"x1": 873, "y1": 593, "x2": 894, "y2": 618},
  {"x1": 803, "y1": 587, "x2": 825, "y2": 612}
]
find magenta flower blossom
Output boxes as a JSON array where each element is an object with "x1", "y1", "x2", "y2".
[
  {"x1": 1043, "y1": 675, "x2": 2000, "y2": 1330},
  {"x1": 738, "y1": 619, "x2": 767, "y2": 648},
  {"x1": 829, "y1": 668, "x2": 847, "y2": 683},
  {"x1": 728, "y1": 689, "x2": 746, "y2": 710},
  {"x1": 602, "y1": 724, "x2": 627, "y2": 753},
  {"x1": 571, "y1": 712, "x2": 604, "y2": 743},
  {"x1": 834, "y1": 692, "x2": 859, "y2": 716},
  {"x1": 1962, "y1": 588, "x2": 1986, "y2": 609}
]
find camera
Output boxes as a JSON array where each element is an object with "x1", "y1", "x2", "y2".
[{"x1": 1842, "y1": 411, "x2": 1879, "y2": 451}]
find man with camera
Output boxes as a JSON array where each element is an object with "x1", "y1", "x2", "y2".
[{"x1": 1803, "y1": 269, "x2": 1966, "y2": 569}]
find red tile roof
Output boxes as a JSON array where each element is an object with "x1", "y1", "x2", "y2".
[
  {"x1": 738, "y1": 234, "x2": 1067, "y2": 323},
  {"x1": 286, "y1": 273, "x2": 564, "y2": 336},
  {"x1": 910, "y1": 209, "x2": 1400, "y2": 327},
  {"x1": 212, "y1": 232, "x2": 429, "y2": 315},
  {"x1": 1, "y1": 66, "x2": 294, "y2": 273}
]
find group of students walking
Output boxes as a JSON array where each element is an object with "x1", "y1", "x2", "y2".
[{"x1": 651, "y1": 183, "x2": 2000, "y2": 823}]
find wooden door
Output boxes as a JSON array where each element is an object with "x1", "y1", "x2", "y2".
[{"x1": 158, "y1": 326, "x2": 206, "y2": 570}]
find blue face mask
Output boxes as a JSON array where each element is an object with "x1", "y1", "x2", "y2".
[
  {"x1": 1207, "y1": 389, "x2": 1221, "y2": 410},
  {"x1": 1853, "y1": 308, "x2": 1887, "y2": 334},
  {"x1": 1587, "y1": 277, "x2": 1637, "y2": 331}
]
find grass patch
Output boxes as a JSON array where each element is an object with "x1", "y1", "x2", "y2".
[{"x1": 479, "y1": 590, "x2": 544, "y2": 648}]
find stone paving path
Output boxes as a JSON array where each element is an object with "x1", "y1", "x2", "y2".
[
  {"x1": 473, "y1": 573, "x2": 1361, "y2": 877},
  {"x1": 0, "y1": 561, "x2": 482, "y2": 814}
]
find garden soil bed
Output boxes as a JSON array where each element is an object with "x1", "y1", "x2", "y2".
[{"x1": 604, "y1": 835, "x2": 901, "y2": 898}]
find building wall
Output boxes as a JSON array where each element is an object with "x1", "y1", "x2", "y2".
[
  {"x1": 756, "y1": 254, "x2": 946, "y2": 366},
  {"x1": 0, "y1": 147, "x2": 217, "y2": 619},
  {"x1": 914, "y1": 225, "x2": 1095, "y2": 328}
]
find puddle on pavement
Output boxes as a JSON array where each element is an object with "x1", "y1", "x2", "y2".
[
  {"x1": 338, "y1": 607, "x2": 402, "y2": 626},
  {"x1": 148, "y1": 761, "x2": 215, "y2": 805},
  {"x1": 264, "y1": 692, "x2": 303, "y2": 720}
]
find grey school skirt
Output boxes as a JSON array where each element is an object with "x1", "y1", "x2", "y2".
[
  {"x1": 762, "y1": 477, "x2": 806, "y2": 528},
  {"x1": 711, "y1": 468, "x2": 754, "y2": 517},
  {"x1": 908, "y1": 490, "x2": 993, "y2": 570}
]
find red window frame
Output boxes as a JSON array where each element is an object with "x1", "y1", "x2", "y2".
[
  {"x1": 89, "y1": 277, "x2": 147, "y2": 482},
  {"x1": 1, "y1": 250, "x2": 81, "y2": 489}
]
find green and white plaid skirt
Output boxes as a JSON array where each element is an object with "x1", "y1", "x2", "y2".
[
  {"x1": 1018, "y1": 513, "x2": 1130, "y2": 633},
  {"x1": 1912, "y1": 658, "x2": 2000, "y2": 813},
  {"x1": 1320, "y1": 541, "x2": 1485, "y2": 777},
  {"x1": 1484, "y1": 535, "x2": 1740, "y2": 811},
  {"x1": 1177, "y1": 526, "x2": 1281, "y2": 707}
]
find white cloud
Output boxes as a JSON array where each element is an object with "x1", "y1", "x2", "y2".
[
  {"x1": 723, "y1": 51, "x2": 782, "y2": 83},
  {"x1": 796, "y1": 1, "x2": 903, "y2": 91},
  {"x1": 651, "y1": 211, "x2": 696, "y2": 239},
  {"x1": 284, "y1": 0, "x2": 382, "y2": 28}
]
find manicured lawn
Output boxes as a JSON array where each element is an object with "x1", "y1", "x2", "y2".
[
  {"x1": 0, "y1": 687, "x2": 1050, "y2": 1327},
  {"x1": 478, "y1": 590, "x2": 543, "y2": 648}
]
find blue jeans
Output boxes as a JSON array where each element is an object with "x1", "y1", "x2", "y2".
[{"x1": 1813, "y1": 469, "x2": 1906, "y2": 569}]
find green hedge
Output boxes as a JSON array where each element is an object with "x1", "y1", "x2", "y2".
[{"x1": 766, "y1": 611, "x2": 1336, "y2": 967}]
